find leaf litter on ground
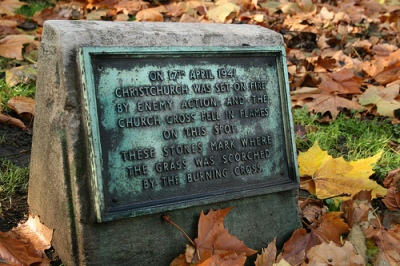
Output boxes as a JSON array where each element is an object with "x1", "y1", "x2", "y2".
[{"x1": 1, "y1": 0, "x2": 400, "y2": 265}]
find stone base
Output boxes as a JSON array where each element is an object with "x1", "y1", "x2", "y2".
[{"x1": 28, "y1": 21, "x2": 300, "y2": 265}]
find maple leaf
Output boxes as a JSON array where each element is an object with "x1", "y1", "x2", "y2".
[
  {"x1": 358, "y1": 84, "x2": 400, "y2": 118},
  {"x1": 0, "y1": 35, "x2": 35, "y2": 60},
  {"x1": 0, "y1": 0, "x2": 26, "y2": 16},
  {"x1": 298, "y1": 142, "x2": 387, "y2": 199},
  {"x1": 194, "y1": 207, "x2": 256, "y2": 261},
  {"x1": 317, "y1": 69, "x2": 363, "y2": 95},
  {"x1": 291, "y1": 92, "x2": 364, "y2": 119},
  {"x1": 304, "y1": 241, "x2": 365, "y2": 265}
]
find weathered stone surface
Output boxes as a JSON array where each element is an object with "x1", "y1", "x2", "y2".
[{"x1": 28, "y1": 21, "x2": 300, "y2": 265}]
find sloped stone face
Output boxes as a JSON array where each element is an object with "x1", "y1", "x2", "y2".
[{"x1": 28, "y1": 21, "x2": 299, "y2": 265}]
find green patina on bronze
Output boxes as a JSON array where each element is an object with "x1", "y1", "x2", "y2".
[{"x1": 79, "y1": 46, "x2": 299, "y2": 222}]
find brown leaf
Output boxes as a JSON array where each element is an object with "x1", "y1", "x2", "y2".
[
  {"x1": 32, "y1": 7, "x2": 72, "y2": 26},
  {"x1": 341, "y1": 191, "x2": 372, "y2": 228},
  {"x1": 302, "y1": 241, "x2": 365, "y2": 266},
  {"x1": 365, "y1": 226, "x2": 400, "y2": 264},
  {"x1": 316, "y1": 212, "x2": 349, "y2": 245},
  {"x1": 194, "y1": 207, "x2": 256, "y2": 261},
  {"x1": 292, "y1": 92, "x2": 364, "y2": 119},
  {"x1": 299, "y1": 198, "x2": 327, "y2": 227},
  {"x1": 136, "y1": 6, "x2": 166, "y2": 22},
  {"x1": 0, "y1": 113, "x2": 26, "y2": 130},
  {"x1": 383, "y1": 168, "x2": 400, "y2": 190},
  {"x1": 0, "y1": 35, "x2": 35, "y2": 60},
  {"x1": 7, "y1": 215, "x2": 53, "y2": 257},
  {"x1": 317, "y1": 68, "x2": 362, "y2": 95},
  {"x1": 281, "y1": 228, "x2": 327, "y2": 265},
  {"x1": 0, "y1": 231, "x2": 50, "y2": 266},
  {"x1": 374, "y1": 64, "x2": 400, "y2": 85},
  {"x1": 0, "y1": 25, "x2": 20, "y2": 35},
  {"x1": 7, "y1": 96, "x2": 35, "y2": 120},
  {"x1": 0, "y1": 0, "x2": 26, "y2": 16},
  {"x1": 114, "y1": 0, "x2": 149, "y2": 15},
  {"x1": 382, "y1": 187, "x2": 400, "y2": 211}
]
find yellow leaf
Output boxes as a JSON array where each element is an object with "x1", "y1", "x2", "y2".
[
  {"x1": 207, "y1": 2, "x2": 240, "y2": 22},
  {"x1": 298, "y1": 142, "x2": 387, "y2": 199}
]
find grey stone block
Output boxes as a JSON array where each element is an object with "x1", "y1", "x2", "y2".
[{"x1": 28, "y1": 21, "x2": 300, "y2": 265}]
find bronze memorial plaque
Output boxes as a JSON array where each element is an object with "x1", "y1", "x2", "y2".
[{"x1": 79, "y1": 47, "x2": 299, "y2": 222}]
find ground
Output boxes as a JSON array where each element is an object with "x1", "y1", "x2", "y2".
[{"x1": 0, "y1": 119, "x2": 32, "y2": 232}]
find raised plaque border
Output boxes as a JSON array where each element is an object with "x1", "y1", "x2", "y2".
[{"x1": 79, "y1": 46, "x2": 299, "y2": 222}]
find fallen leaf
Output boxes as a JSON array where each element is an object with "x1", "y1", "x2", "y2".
[
  {"x1": 32, "y1": 7, "x2": 72, "y2": 26},
  {"x1": 281, "y1": 228, "x2": 327, "y2": 265},
  {"x1": 358, "y1": 84, "x2": 400, "y2": 117},
  {"x1": 0, "y1": 231, "x2": 50, "y2": 266},
  {"x1": 383, "y1": 168, "x2": 400, "y2": 190},
  {"x1": 316, "y1": 212, "x2": 349, "y2": 245},
  {"x1": 0, "y1": 0, "x2": 26, "y2": 16},
  {"x1": 298, "y1": 142, "x2": 387, "y2": 199},
  {"x1": 291, "y1": 93, "x2": 364, "y2": 119},
  {"x1": 196, "y1": 252, "x2": 247, "y2": 266},
  {"x1": 365, "y1": 226, "x2": 400, "y2": 265},
  {"x1": 374, "y1": 64, "x2": 400, "y2": 85},
  {"x1": 340, "y1": 191, "x2": 373, "y2": 228},
  {"x1": 7, "y1": 215, "x2": 53, "y2": 257},
  {"x1": 302, "y1": 241, "x2": 365, "y2": 265},
  {"x1": 300, "y1": 198, "x2": 327, "y2": 228},
  {"x1": 7, "y1": 96, "x2": 35, "y2": 120},
  {"x1": 115, "y1": 0, "x2": 149, "y2": 14},
  {"x1": 207, "y1": 2, "x2": 240, "y2": 22},
  {"x1": 382, "y1": 187, "x2": 400, "y2": 211},
  {"x1": 0, "y1": 35, "x2": 35, "y2": 60},
  {"x1": 136, "y1": 6, "x2": 166, "y2": 22},
  {"x1": 194, "y1": 207, "x2": 256, "y2": 261},
  {"x1": 317, "y1": 69, "x2": 362, "y2": 95},
  {"x1": 255, "y1": 237, "x2": 277, "y2": 266},
  {"x1": 5, "y1": 65, "x2": 37, "y2": 87},
  {"x1": 0, "y1": 113, "x2": 26, "y2": 130},
  {"x1": 170, "y1": 254, "x2": 190, "y2": 266}
]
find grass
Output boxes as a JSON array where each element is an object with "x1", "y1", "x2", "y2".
[
  {"x1": 0, "y1": 160, "x2": 29, "y2": 197},
  {"x1": 293, "y1": 107, "x2": 400, "y2": 181},
  {"x1": 15, "y1": 0, "x2": 54, "y2": 18},
  {"x1": 0, "y1": 77, "x2": 36, "y2": 112}
]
